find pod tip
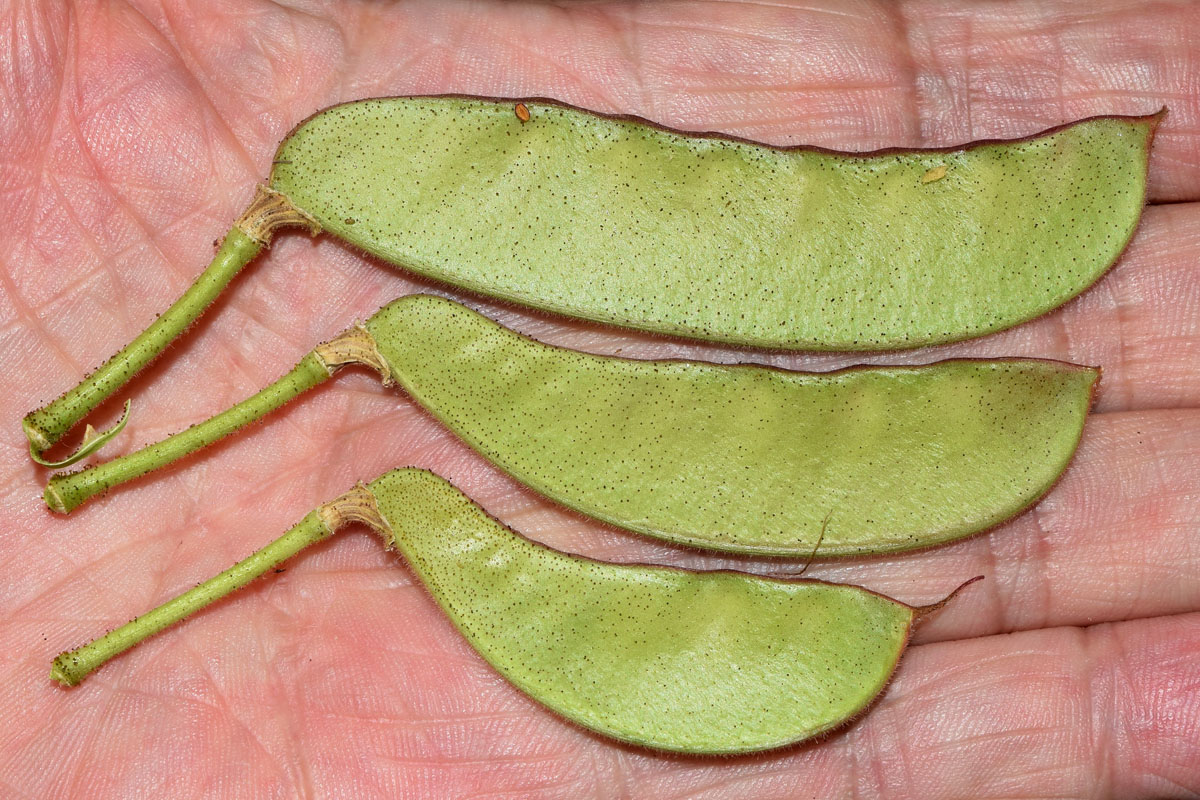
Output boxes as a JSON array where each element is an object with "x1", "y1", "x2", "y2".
[
  {"x1": 44, "y1": 482, "x2": 68, "y2": 515},
  {"x1": 49, "y1": 655, "x2": 80, "y2": 688},
  {"x1": 915, "y1": 575, "x2": 984, "y2": 621},
  {"x1": 22, "y1": 414, "x2": 52, "y2": 451}
]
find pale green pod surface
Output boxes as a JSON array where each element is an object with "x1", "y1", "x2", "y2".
[
  {"x1": 51, "y1": 468, "x2": 973, "y2": 752},
  {"x1": 367, "y1": 295, "x2": 1098, "y2": 556},
  {"x1": 369, "y1": 468, "x2": 919, "y2": 753},
  {"x1": 274, "y1": 97, "x2": 1159, "y2": 350}
]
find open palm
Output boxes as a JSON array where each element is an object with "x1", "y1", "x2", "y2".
[{"x1": 2, "y1": 2, "x2": 1197, "y2": 797}]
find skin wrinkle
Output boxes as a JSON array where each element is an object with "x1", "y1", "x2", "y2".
[
  {"x1": 884, "y1": 1, "x2": 920, "y2": 131},
  {"x1": 960, "y1": 14, "x2": 975, "y2": 139},
  {"x1": 18, "y1": 530, "x2": 154, "y2": 620},
  {"x1": 1098, "y1": 622, "x2": 1137, "y2": 796},
  {"x1": 1020, "y1": 502, "x2": 1056, "y2": 633},
  {"x1": 374, "y1": 677, "x2": 513, "y2": 778},
  {"x1": 976, "y1": 517, "x2": 1008, "y2": 635},
  {"x1": 1097, "y1": 480, "x2": 1135, "y2": 621},
  {"x1": 23, "y1": 211, "x2": 168, "y2": 320},
  {"x1": 41, "y1": 174, "x2": 133, "y2": 307},
  {"x1": 0, "y1": 257, "x2": 92, "y2": 383},
  {"x1": 1081, "y1": 624, "x2": 1114, "y2": 799},
  {"x1": 2, "y1": 103, "x2": 111, "y2": 359},
  {"x1": 1138, "y1": 414, "x2": 1176, "y2": 520},
  {"x1": 679, "y1": 80, "x2": 913, "y2": 96},
  {"x1": 235, "y1": 646, "x2": 315, "y2": 799},
  {"x1": 615, "y1": 4, "x2": 651, "y2": 121},
  {"x1": 0, "y1": 778, "x2": 36, "y2": 800},
  {"x1": 32, "y1": 2, "x2": 71, "y2": 170},
  {"x1": 843, "y1": 707, "x2": 866, "y2": 800},
  {"x1": 867, "y1": 696, "x2": 906, "y2": 799},
  {"x1": 1101, "y1": 259, "x2": 1136, "y2": 410},
  {"x1": 58, "y1": 672, "x2": 133, "y2": 796},
  {"x1": 168, "y1": 644, "x2": 298, "y2": 788},
  {"x1": 319, "y1": 707, "x2": 527, "y2": 727},
  {"x1": 219, "y1": 299, "x2": 301, "y2": 384},
  {"x1": 65, "y1": 111, "x2": 198, "y2": 295}
]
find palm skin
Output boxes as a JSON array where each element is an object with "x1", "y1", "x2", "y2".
[{"x1": 1, "y1": 1, "x2": 1198, "y2": 797}]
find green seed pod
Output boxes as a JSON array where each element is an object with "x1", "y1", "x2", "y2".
[
  {"x1": 50, "y1": 468, "x2": 979, "y2": 753},
  {"x1": 23, "y1": 98, "x2": 1159, "y2": 461},
  {"x1": 274, "y1": 98, "x2": 1158, "y2": 352},
  {"x1": 46, "y1": 295, "x2": 1098, "y2": 557}
]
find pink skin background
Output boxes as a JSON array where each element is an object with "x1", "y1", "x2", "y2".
[{"x1": 1, "y1": 1, "x2": 1198, "y2": 797}]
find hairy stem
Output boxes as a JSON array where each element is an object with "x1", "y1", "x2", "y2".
[
  {"x1": 51, "y1": 485, "x2": 385, "y2": 687},
  {"x1": 45, "y1": 352, "x2": 333, "y2": 514},
  {"x1": 51, "y1": 510, "x2": 332, "y2": 686},
  {"x1": 24, "y1": 186, "x2": 320, "y2": 460}
]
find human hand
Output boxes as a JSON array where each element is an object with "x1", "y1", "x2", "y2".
[{"x1": 2, "y1": 2, "x2": 1197, "y2": 797}]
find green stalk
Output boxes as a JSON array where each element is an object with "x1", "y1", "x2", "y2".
[
  {"x1": 24, "y1": 186, "x2": 321, "y2": 463},
  {"x1": 24, "y1": 230, "x2": 261, "y2": 456},
  {"x1": 51, "y1": 510, "x2": 331, "y2": 686},
  {"x1": 45, "y1": 353, "x2": 332, "y2": 514}
]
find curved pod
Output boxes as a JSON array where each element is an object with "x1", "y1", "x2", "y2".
[
  {"x1": 23, "y1": 99, "x2": 1158, "y2": 460},
  {"x1": 274, "y1": 98, "x2": 1158, "y2": 351},
  {"x1": 47, "y1": 295, "x2": 1099, "y2": 557},
  {"x1": 51, "y1": 469, "x2": 977, "y2": 753},
  {"x1": 371, "y1": 296, "x2": 1098, "y2": 555}
]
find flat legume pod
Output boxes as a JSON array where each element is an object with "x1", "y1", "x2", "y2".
[
  {"x1": 51, "y1": 468, "x2": 977, "y2": 753},
  {"x1": 46, "y1": 295, "x2": 1099, "y2": 557},
  {"x1": 22, "y1": 99, "x2": 1159, "y2": 461},
  {"x1": 273, "y1": 97, "x2": 1158, "y2": 350}
]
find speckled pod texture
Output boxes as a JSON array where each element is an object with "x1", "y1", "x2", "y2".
[
  {"x1": 366, "y1": 295, "x2": 1099, "y2": 556},
  {"x1": 273, "y1": 97, "x2": 1158, "y2": 350},
  {"x1": 370, "y1": 468, "x2": 917, "y2": 753}
]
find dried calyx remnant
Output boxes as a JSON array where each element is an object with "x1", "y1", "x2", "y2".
[
  {"x1": 234, "y1": 185, "x2": 323, "y2": 244},
  {"x1": 313, "y1": 325, "x2": 391, "y2": 384}
]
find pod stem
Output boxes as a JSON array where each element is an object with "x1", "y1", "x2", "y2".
[
  {"x1": 24, "y1": 185, "x2": 321, "y2": 462},
  {"x1": 44, "y1": 352, "x2": 333, "y2": 514},
  {"x1": 50, "y1": 484, "x2": 388, "y2": 687}
]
